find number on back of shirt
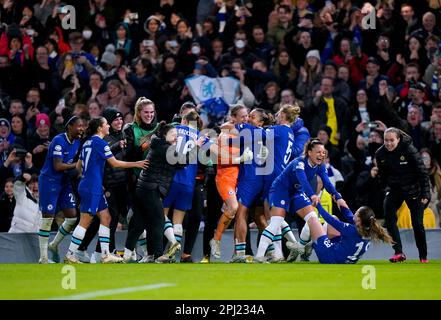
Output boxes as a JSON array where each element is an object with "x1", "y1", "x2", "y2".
[
  {"x1": 177, "y1": 136, "x2": 196, "y2": 155},
  {"x1": 283, "y1": 140, "x2": 293, "y2": 165},
  {"x1": 81, "y1": 146, "x2": 92, "y2": 172},
  {"x1": 347, "y1": 241, "x2": 365, "y2": 261}
]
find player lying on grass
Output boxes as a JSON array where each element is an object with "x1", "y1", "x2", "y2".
[{"x1": 293, "y1": 201, "x2": 393, "y2": 264}]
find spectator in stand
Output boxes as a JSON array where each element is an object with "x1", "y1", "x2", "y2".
[
  {"x1": 286, "y1": 30, "x2": 314, "y2": 69},
  {"x1": 374, "y1": 34, "x2": 394, "y2": 76},
  {"x1": 0, "y1": 26, "x2": 34, "y2": 67},
  {"x1": 114, "y1": 22, "x2": 133, "y2": 59},
  {"x1": 0, "y1": 177, "x2": 14, "y2": 232},
  {"x1": 305, "y1": 77, "x2": 348, "y2": 147},
  {"x1": 332, "y1": 38, "x2": 368, "y2": 87},
  {"x1": 67, "y1": 32, "x2": 97, "y2": 82},
  {"x1": 296, "y1": 49, "x2": 321, "y2": 100},
  {"x1": 8, "y1": 173, "x2": 39, "y2": 233},
  {"x1": 154, "y1": 54, "x2": 185, "y2": 121},
  {"x1": 420, "y1": 148, "x2": 441, "y2": 227},
  {"x1": 403, "y1": 36, "x2": 430, "y2": 72},
  {"x1": 219, "y1": 29, "x2": 257, "y2": 68},
  {"x1": 96, "y1": 44, "x2": 118, "y2": 81},
  {"x1": 88, "y1": 100, "x2": 103, "y2": 118},
  {"x1": 317, "y1": 125, "x2": 341, "y2": 171},
  {"x1": 28, "y1": 113, "x2": 52, "y2": 170},
  {"x1": 259, "y1": 81, "x2": 280, "y2": 112},
  {"x1": 8, "y1": 99, "x2": 24, "y2": 117},
  {"x1": 250, "y1": 25, "x2": 274, "y2": 66},
  {"x1": 128, "y1": 57, "x2": 156, "y2": 99},
  {"x1": 267, "y1": 4, "x2": 293, "y2": 50},
  {"x1": 0, "y1": 118, "x2": 15, "y2": 166},
  {"x1": 405, "y1": 105, "x2": 431, "y2": 150},
  {"x1": 96, "y1": 68, "x2": 136, "y2": 116},
  {"x1": 398, "y1": 3, "x2": 420, "y2": 46},
  {"x1": 10, "y1": 114, "x2": 28, "y2": 150},
  {"x1": 272, "y1": 49, "x2": 297, "y2": 90},
  {"x1": 411, "y1": 12, "x2": 441, "y2": 40},
  {"x1": 359, "y1": 57, "x2": 389, "y2": 102}
]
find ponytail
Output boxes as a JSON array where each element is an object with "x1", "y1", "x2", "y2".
[
  {"x1": 86, "y1": 117, "x2": 105, "y2": 137},
  {"x1": 384, "y1": 127, "x2": 411, "y2": 142},
  {"x1": 303, "y1": 138, "x2": 324, "y2": 156},
  {"x1": 251, "y1": 108, "x2": 273, "y2": 127},
  {"x1": 156, "y1": 121, "x2": 173, "y2": 138},
  {"x1": 279, "y1": 103, "x2": 301, "y2": 124},
  {"x1": 356, "y1": 206, "x2": 393, "y2": 243},
  {"x1": 183, "y1": 110, "x2": 203, "y2": 130}
]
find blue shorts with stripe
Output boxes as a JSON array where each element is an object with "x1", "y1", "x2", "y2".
[
  {"x1": 38, "y1": 176, "x2": 76, "y2": 215},
  {"x1": 237, "y1": 178, "x2": 264, "y2": 208},
  {"x1": 162, "y1": 182, "x2": 194, "y2": 211},
  {"x1": 288, "y1": 192, "x2": 312, "y2": 214},
  {"x1": 79, "y1": 189, "x2": 108, "y2": 215},
  {"x1": 268, "y1": 184, "x2": 291, "y2": 211},
  {"x1": 313, "y1": 235, "x2": 337, "y2": 264}
]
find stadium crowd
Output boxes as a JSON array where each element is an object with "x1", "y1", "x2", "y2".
[{"x1": 0, "y1": 0, "x2": 441, "y2": 263}]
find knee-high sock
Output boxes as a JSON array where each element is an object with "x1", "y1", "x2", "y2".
[
  {"x1": 281, "y1": 220, "x2": 298, "y2": 243},
  {"x1": 273, "y1": 226, "x2": 283, "y2": 257},
  {"x1": 300, "y1": 223, "x2": 311, "y2": 245},
  {"x1": 164, "y1": 218, "x2": 176, "y2": 244},
  {"x1": 214, "y1": 212, "x2": 233, "y2": 241},
  {"x1": 235, "y1": 238, "x2": 246, "y2": 256},
  {"x1": 173, "y1": 224, "x2": 183, "y2": 244},
  {"x1": 136, "y1": 230, "x2": 147, "y2": 256},
  {"x1": 256, "y1": 216, "x2": 284, "y2": 258},
  {"x1": 38, "y1": 217, "x2": 53, "y2": 260},
  {"x1": 51, "y1": 217, "x2": 77, "y2": 247},
  {"x1": 98, "y1": 224, "x2": 111, "y2": 255},
  {"x1": 68, "y1": 225, "x2": 86, "y2": 253}
]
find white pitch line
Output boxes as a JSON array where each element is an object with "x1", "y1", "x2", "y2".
[{"x1": 47, "y1": 283, "x2": 175, "y2": 300}]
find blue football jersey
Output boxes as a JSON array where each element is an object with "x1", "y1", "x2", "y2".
[
  {"x1": 40, "y1": 133, "x2": 81, "y2": 183},
  {"x1": 172, "y1": 125, "x2": 211, "y2": 188},
  {"x1": 235, "y1": 123, "x2": 266, "y2": 181},
  {"x1": 78, "y1": 135, "x2": 113, "y2": 195},
  {"x1": 317, "y1": 204, "x2": 371, "y2": 264},
  {"x1": 274, "y1": 156, "x2": 341, "y2": 199},
  {"x1": 264, "y1": 125, "x2": 294, "y2": 180}
]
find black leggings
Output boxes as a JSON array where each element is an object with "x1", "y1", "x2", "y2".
[
  {"x1": 183, "y1": 180, "x2": 205, "y2": 255},
  {"x1": 125, "y1": 187, "x2": 165, "y2": 258},
  {"x1": 383, "y1": 191, "x2": 427, "y2": 259},
  {"x1": 203, "y1": 174, "x2": 223, "y2": 256}
]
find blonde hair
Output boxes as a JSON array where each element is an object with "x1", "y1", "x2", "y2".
[
  {"x1": 183, "y1": 109, "x2": 202, "y2": 130},
  {"x1": 134, "y1": 97, "x2": 155, "y2": 125},
  {"x1": 279, "y1": 103, "x2": 301, "y2": 124}
]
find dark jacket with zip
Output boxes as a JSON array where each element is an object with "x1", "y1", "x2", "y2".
[
  {"x1": 375, "y1": 136, "x2": 430, "y2": 199},
  {"x1": 136, "y1": 136, "x2": 187, "y2": 197},
  {"x1": 103, "y1": 128, "x2": 126, "y2": 187}
]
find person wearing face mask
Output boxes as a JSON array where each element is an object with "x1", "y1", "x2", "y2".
[
  {"x1": 219, "y1": 30, "x2": 258, "y2": 69},
  {"x1": 375, "y1": 127, "x2": 431, "y2": 263},
  {"x1": 82, "y1": 27, "x2": 93, "y2": 42}
]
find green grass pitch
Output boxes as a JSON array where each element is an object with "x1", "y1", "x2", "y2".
[{"x1": 1, "y1": 261, "x2": 440, "y2": 300}]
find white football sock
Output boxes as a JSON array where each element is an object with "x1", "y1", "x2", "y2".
[{"x1": 38, "y1": 217, "x2": 53, "y2": 260}]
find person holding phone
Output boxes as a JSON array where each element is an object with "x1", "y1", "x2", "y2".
[{"x1": 28, "y1": 113, "x2": 53, "y2": 170}]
